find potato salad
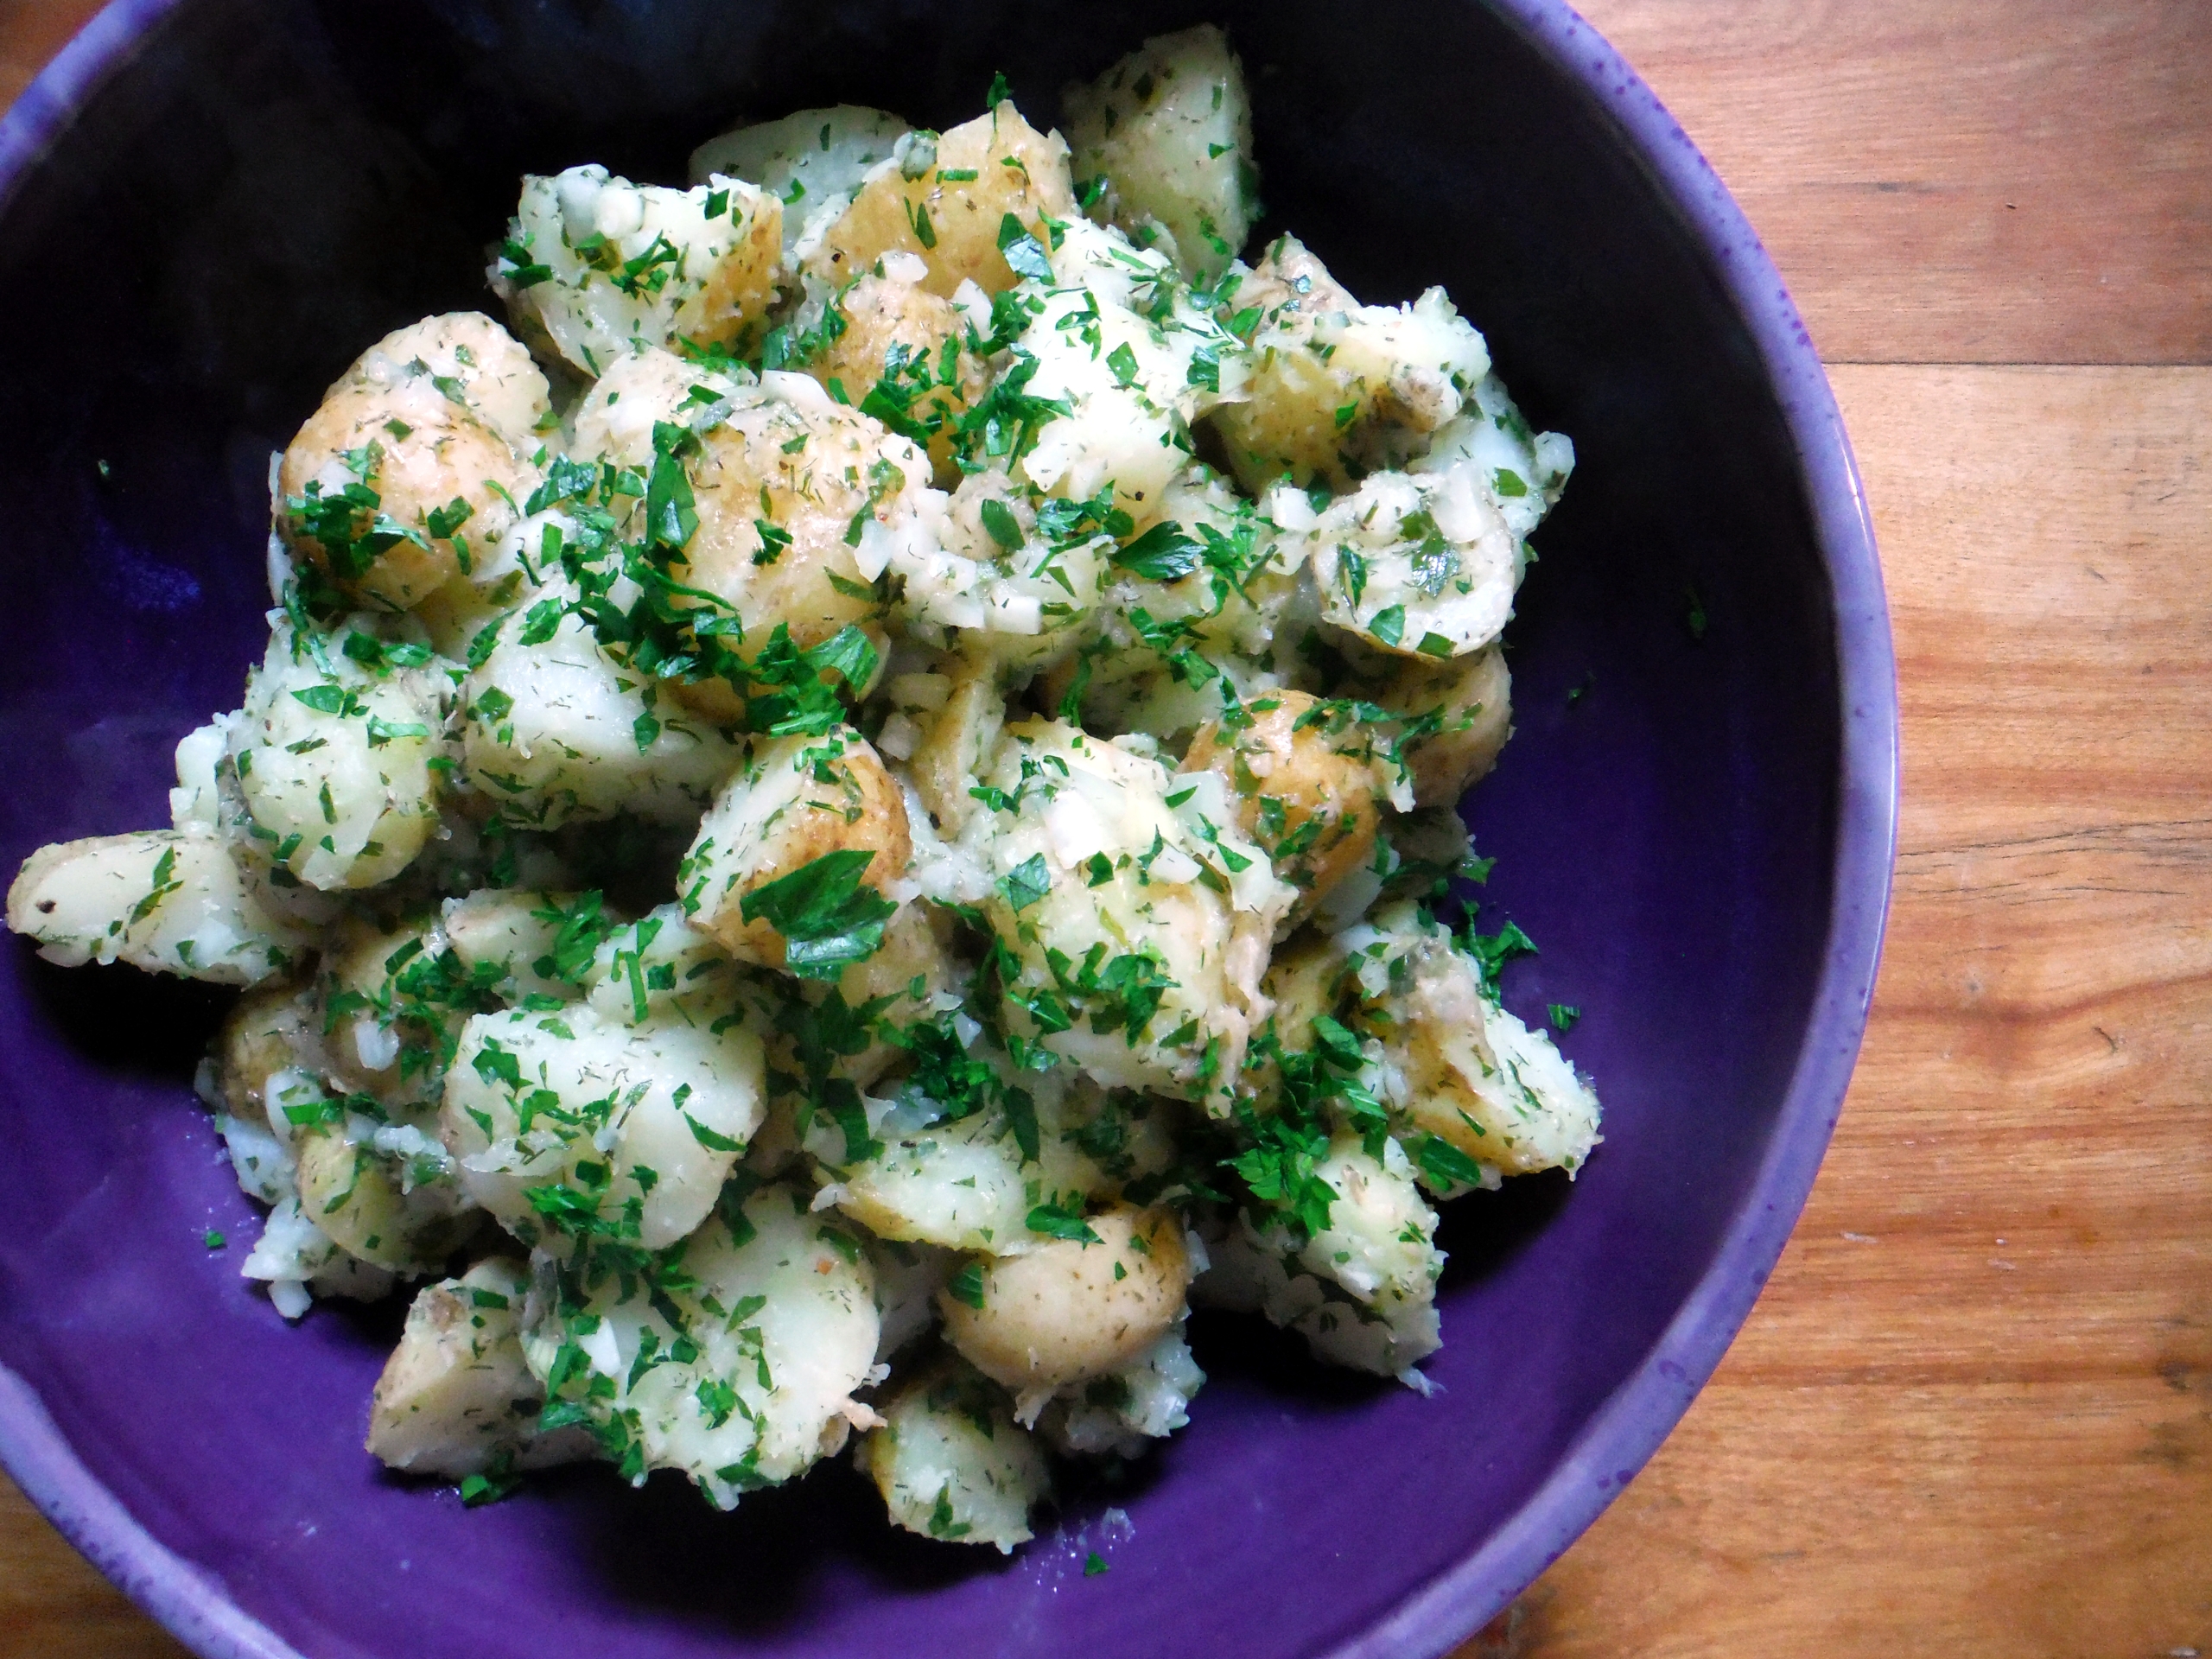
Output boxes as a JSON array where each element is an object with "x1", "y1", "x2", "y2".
[{"x1": 7, "y1": 26, "x2": 1599, "y2": 1550}]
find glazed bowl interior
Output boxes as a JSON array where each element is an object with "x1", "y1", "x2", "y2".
[{"x1": 0, "y1": 3, "x2": 1891, "y2": 1657}]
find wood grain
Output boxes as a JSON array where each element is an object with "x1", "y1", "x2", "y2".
[
  {"x1": 1466, "y1": 364, "x2": 2212, "y2": 1657},
  {"x1": 4, "y1": 4, "x2": 2212, "y2": 1659},
  {"x1": 1575, "y1": 0, "x2": 2212, "y2": 367},
  {"x1": 0, "y1": 0, "x2": 101, "y2": 108},
  {"x1": 0, "y1": 1479, "x2": 187, "y2": 1657}
]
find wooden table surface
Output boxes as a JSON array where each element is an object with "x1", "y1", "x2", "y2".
[{"x1": 4, "y1": 2, "x2": 2209, "y2": 1654}]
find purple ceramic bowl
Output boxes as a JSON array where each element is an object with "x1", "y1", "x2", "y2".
[{"x1": 0, "y1": 2, "x2": 1894, "y2": 1655}]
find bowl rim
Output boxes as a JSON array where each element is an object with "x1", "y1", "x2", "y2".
[{"x1": 0, "y1": 3, "x2": 1898, "y2": 1656}]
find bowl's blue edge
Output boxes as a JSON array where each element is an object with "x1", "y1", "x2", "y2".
[
  {"x1": 0, "y1": 0, "x2": 187, "y2": 213},
  {"x1": 0, "y1": 19, "x2": 308, "y2": 1659},
  {"x1": 1328, "y1": 3, "x2": 1901, "y2": 1656},
  {"x1": 0, "y1": 1363, "x2": 299, "y2": 1659},
  {"x1": 0, "y1": 3, "x2": 1901, "y2": 1658}
]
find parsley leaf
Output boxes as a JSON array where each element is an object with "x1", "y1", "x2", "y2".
[
  {"x1": 1465, "y1": 919, "x2": 1538, "y2": 997},
  {"x1": 739, "y1": 850, "x2": 899, "y2": 980},
  {"x1": 1414, "y1": 1132, "x2": 1488, "y2": 1191},
  {"x1": 1025, "y1": 1201, "x2": 1101, "y2": 1244},
  {"x1": 997, "y1": 853, "x2": 1051, "y2": 914},
  {"x1": 1110, "y1": 520, "x2": 1203, "y2": 582},
  {"x1": 978, "y1": 497, "x2": 1025, "y2": 551},
  {"x1": 458, "y1": 1465, "x2": 522, "y2": 1507},
  {"x1": 996, "y1": 213, "x2": 1053, "y2": 283},
  {"x1": 684, "y1": 1114, "x2": 743, "y2": 1152}
]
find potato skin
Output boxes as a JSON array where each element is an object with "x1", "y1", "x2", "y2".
[
  {"x1": 493, "y1": 168, "x2": 784, "y2": 373},
  {"x1": 1375, "y1": 642, "x2": 1512, "y2": 810},
  {"x1": 277, "y1": 315, "x2": 544, "y2": 613},
  {"x1": 1062, "y1": 23, "x2": 1258, "y2": 282},
  {"x1": 938, "y1": 1205, "x2": 1192, "y2": 1396},
  {"x1": 214, "y1": 982, "x2": 322, "y2": 1120},
  {"x1": 688, "y1": 107, "x2": 910, "y2": 250},
  {"x1": 906, "y1": 654, "x2": 1004, "y2": 836},
  {"x1": 680, "y1": 408, "x2": 893, "y2": 644},
  {"x1": 677, "y1": 728, "x2": 911, "y2": 970},
  {"x1": 1185, "y1": 688, "x2": 1384, "y2": 927},
  {"x1": 5, "y1": 830, "x2": 309, "y2": 986},
  {"x1": 366, "y1": 1259, "x2": 587, "y2": 1478},
  {"x1": 806, "y1": 274, "x2": 987, "y2": 486},
  {"x1": 293, "y1": 1130, "x2": 477, "y2": 1275},
  {"x1": 857, "y1": 1351, "x2": 1049, "y2": 1551},
  {"x1": 812, "y1": 103, "x2": 1076, "y2": 299},
  {"x1": 1209, "y1": 236, "x2": 1488, "y2": 494}
]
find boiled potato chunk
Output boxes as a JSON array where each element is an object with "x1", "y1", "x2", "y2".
[
  {"x1": 1408, "y1": 371, "x2": 1576, "y2": 541},
  {"x1": 677, "y1": 727, "x2": 910, "y2": 973},
  {"x1": 367, "y1": 1258, "x2": 591, "y2": 1478},
  {"x1": 804, "y1": 271, "x2": 987, "y2": 486},
  {"x1": 524, "y1": 1185, "x2": 879, "y2": 1505},
  {"x1": 1011, "y1": 221, "x2": 1231, "y2": 519},
  {"x1": 460, "y1": 600, "x2": 741, "y2": 830},
  {"x1": 567, "y1": 351, "x2": 926, "y2": 715},
  {"x1": 493, "y1": 165, "x2": 783, "y2": 375},
  {"x1": 563, "y1": 342, "x2": 747, "y2": 468},
  {"x1": 584, "y1": 902, "x2": 741, "y2": 1027},
  {"x1": 294, "y1": 1126, "x2": 478, "y2": 1274},
  {"x1": 938, "y1": 1204, "x2": 1192, "y2": 1406},
  {"x1": 1308, "y1": 468, "x2": 1519, "y2": 659},
  {"x1": 1362, "y1": 641, "x2": 1512, "y2": 810},
  {"x1": 1198, "y1": 1135, "x2": 1443, "y2": 1376},
  {"x1": 1184, "y1": 687, "x2": 1386, "y2": 926},
  {"x1": 440, "y1": 1001, "x2": 765, "y2": 1249},
  {"x1": 1359, "y1": 904, "x2": 1601, "y2": 1182},
  {"x1": 1210, "y1": 235, "x2": 1489, "y2": 493},
  {"x1": 811, "y1": 103, "x2": 1076, "y2": 299},
  {"x1": 688, "y1": 105, "x2": 910, "y2": 256},
  {"x1": 826, "y1": 1072, "x2": 1116, "y2": 1254},
  {"x1": 442, "y1": 887, "x2": 583, "y2": 1008},
  {"x1": 7, "y1": 830, "x2": 308, "y2": 985},
  {"x1": 277, "y1": 315, "x2": 546, "y2": 613},
  {"x1": 1064, "y1": 25, "x2": 1259, "y2": 282},
  {"x1": 963, "y1": 718, "x2": 1287, "y2": 1108},
  {"x1": 228, "y1": 626, "x2": 445, "y2": 891},
  {"x1": 857, "y1": 1351, "x2": 1051, "y2": 1550},
  {"x1": 343, "y1": 311, "x2": 550, "y2": 450},
  {"x1": 662, "y1": 374, "x2": 920, "y2": 675}
]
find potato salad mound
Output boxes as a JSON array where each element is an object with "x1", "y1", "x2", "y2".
[{"x1": 6, "y1": 26, "x2": 1599, "y2": 1550}]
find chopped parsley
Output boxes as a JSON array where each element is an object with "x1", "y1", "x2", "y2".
[{"x1": 739, "y1": 850, "x2": 899, "y2": 980}]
